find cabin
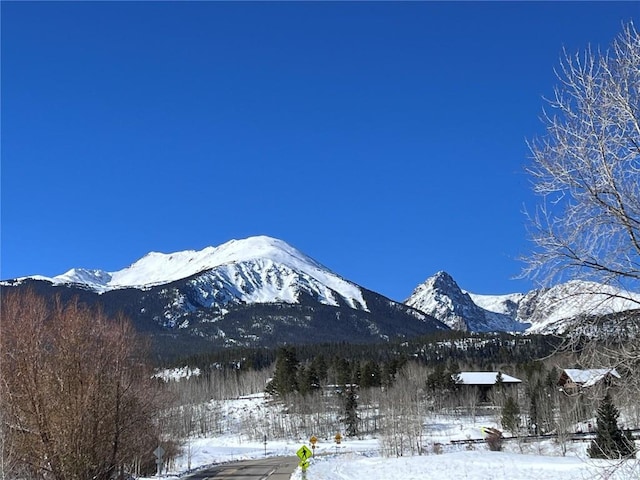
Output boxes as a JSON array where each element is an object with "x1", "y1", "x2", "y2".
[
  {"x1": 453, "y1": 371, "x2": 522, "y2": 403},
  {"x1": 557, "y1": 368, "x2": 621, "y2": 394}
]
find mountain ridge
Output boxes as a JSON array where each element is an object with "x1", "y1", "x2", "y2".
[
  {"x1": 5, "y1": 235, "x2": 640, "y2": 344},
  {"x1": 1, "y1": 236, "x2": 447, "y2": 357},
  {"x1": 406, "y1": 271, "x2": 640, "y2": 334}
]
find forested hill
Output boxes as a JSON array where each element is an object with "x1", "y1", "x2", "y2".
[{"x1": 168, "y1": 331, "x2": 562, "y2": 373}]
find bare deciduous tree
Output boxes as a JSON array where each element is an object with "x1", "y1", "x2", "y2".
[
  {"x1": 525, "y1": 23, "x2": 640, "y2": 403},
  {"x1": 0, "y1": 290, "x2": 163, "y2": 479},
  {"x1": 525, "y1": 22, "x2": 640, "y2": 295},
  {"x1": 379, "y1": 362, "x2": 430, "y2": 457}
]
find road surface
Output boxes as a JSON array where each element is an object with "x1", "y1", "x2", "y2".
[{"x1": 182, "y1": 456, "x2": 298, "y2": 480}]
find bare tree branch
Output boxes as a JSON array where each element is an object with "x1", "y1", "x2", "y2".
[{"x1": 525, "y1": 22, "x2": 640, "y2": 297}]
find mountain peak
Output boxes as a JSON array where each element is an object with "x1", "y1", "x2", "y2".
[
  {"x1": 53, "y1": 268, "x2": 113, "y2": 288},
  {"x1": 406, "y1": 271, "x2": 529, "y2": 332},
  {"x1": 34, "y1": 236, "x2": 370, "y2": 311},
  {"x1": 45, "y1": 236, "x2": 311, "y2": 291},
  {"x1": 427, "y1": 271, "x2": 460, "y2": 290},
  {"x1": 405, "y1": 271, "x2": 461, "y2": 302},
  {"x1": 433, "y1": 270, "x2": 454, "y2": 279},
  {"x1": 211, "y1": 236, "x2": 323, "y2": 270}
]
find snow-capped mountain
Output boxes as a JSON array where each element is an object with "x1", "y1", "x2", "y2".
[
  {"x1": 47, "y1": 236, "x2": 367, "y2": 311},
  {"x1": 2, "y1": 236, "x2": 446, "y2": 356},
  {"x1": 517, "y1": 281, "x2": 640, "y2": 334},
  {"x1": 404, "y1": 272, "x2": 529, "y2": 332},
  {"x1": 405, "y1": 271, "x2": 640, "y2": 334},
  {"x1": 8, "y1": 235, "x2": 638, "y2": 350}
]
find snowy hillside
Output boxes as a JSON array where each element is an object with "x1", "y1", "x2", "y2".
[
  {"x1": 521, "y1": 281, "x2": 640, "y2": 334},
  {"x1": 466, "y1": 292, "x2": 524, "y2": 318},
  {"x1": 41, "y1": 236, "x2": 368, "y2": 311},
  {"x1": 405, "y1": 272, "x2": 640, "y2": 335}
]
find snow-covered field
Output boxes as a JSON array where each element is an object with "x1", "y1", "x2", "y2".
[
  {"x1": 291, "y1": 450, "x2": 639, "y2": 480},
  {"x1": 144, "y1": 393, "x2": 639, "y2": 480}
]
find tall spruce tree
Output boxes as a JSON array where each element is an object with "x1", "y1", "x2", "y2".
[
  {"x1": 343, "y1": 387, "x2": 359, "y2": 437},
  {"x1": 334, "y1": 357, "x2": 352, "y2": 387},
  {"x1": 501, "y1": 395, "x2": 521, "y2": 436},
  {"x1": 268, "y1": 346, "x2": 299, "y2": 397},
  {"x1": 588, "y1": 393, "x2": 636, "y2": 459},
  {"x1": 361, "y1": 360, "x2": 381, "y2": 388}
]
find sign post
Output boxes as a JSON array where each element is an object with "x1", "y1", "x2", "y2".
[
  {"x1": 334, "y1": 432, "x2": 342, "y2": 454},
  {"x1": 153, "y1": 445, "x2": 165, "y2": 477},
  {"x1": 310, "y1": 435, "x2": 317, "y2": 455},
  {"x1": 296, "y1": 445, "x2": 313, "y2": 472}
]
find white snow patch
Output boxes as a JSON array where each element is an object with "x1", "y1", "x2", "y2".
[
  {"x1": 154, "y1": 366, "x2": 201, "y2": 382},
  {"x1": 467, "y1": 292, "x2": 524, "y2": 315},
  {"x1": 456, "y1": 371, "x2": 522, "y2": 385}
]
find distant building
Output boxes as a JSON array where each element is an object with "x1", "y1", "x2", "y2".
[
  {"x1": 557, "y1": 368, "x2": 621, "y2": 394},
  {"x1": 453, "y1": 371, "x2": 522, "y2": 403}
]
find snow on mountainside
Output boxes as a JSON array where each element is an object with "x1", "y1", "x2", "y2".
[
  {"x1": 520, "y1": 281, "x2": 640, "y2": 334},
  {"x1": 42, "y1": 236, "x2": 368, "y2": 311},
  {"x1": 404, "y1": 272, "x2": 529, "y2": 332},
  {"x1": 405, "y1": 272, "x2": 640, "y2": 334},
  {"x1": 13, "y1": 237, "x2": 640, "y2": 338},
  {"x1": 3, "y1": 236, "x2": 448, "y2": 352},
  {"x1": 466, "y1": 292, "x2": 524, "y2": 319}
]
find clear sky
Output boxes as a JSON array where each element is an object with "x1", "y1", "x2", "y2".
[{"x1": 2, "y1": 2, "x2": 638, "y2": 301}]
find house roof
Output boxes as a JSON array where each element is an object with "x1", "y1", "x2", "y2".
[
  {"x1": 562, "y1": 369, "x2": 620, "y2": 388},
  {"x1": 454, "y1": 372, "x2": 522, "y2": 385}
]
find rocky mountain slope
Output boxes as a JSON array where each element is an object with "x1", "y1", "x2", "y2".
[
  {"x1": 405, "y1": 271, "x2": 640, "y2": 334},
  {"x1": 404, "y1": 272, "x2": 528, "y2": 332}
]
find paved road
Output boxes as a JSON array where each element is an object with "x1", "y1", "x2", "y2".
[{"x1": 182, "y1": 456, "x2": 298, "y2": 480}]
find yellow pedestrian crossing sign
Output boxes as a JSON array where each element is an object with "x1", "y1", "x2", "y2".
[{"x1": 297, "y1": 444, "x2": 313, "y2": 461}]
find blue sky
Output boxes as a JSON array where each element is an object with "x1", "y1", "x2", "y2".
[{"x1": 2, "y1": 2, "x2": 638, "y2": 301}]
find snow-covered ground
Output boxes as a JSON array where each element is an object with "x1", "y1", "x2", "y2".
[
  {"x1": 291, "y1": 449, "x2": 639, "y2": 480},
  {"x1": 141, "y1": 393, "x2": 639, "y2": 480}
]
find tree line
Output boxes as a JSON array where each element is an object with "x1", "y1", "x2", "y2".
[{"x1": 170, "y1": 331, "x2": 562, "y2": 375}]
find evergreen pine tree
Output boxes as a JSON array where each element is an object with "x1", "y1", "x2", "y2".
[
  {"x1": 297, "y1": 364, "x2": 320, "y2": 396},
  {"x1": 501, "y1": 395, "x2": 521, "y2": 436},
  {"x1": 446, "y1": 365, "x2": 459, "y2": 393},
  {"x1": 343, "y1": 387, "x2": 359, "y2": 437},
  {"x1": 269, "y1": 346, "x2": 299, "y2": 397},
  {"x1": 588, "y1": 393, "x2": 636, "y2": 459},
  {"x1": 334, "y1": 357, "x2": 351, "y2": 387},
  {"x1": 311, "y1": 354, "x2": 328, "y2": 383},
  {"x1": 426, "y1": 364, "x2": 449, "y2": 393},
  {"x1": 361, "y1": 360, "x2": 381, "y2": 388}
]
